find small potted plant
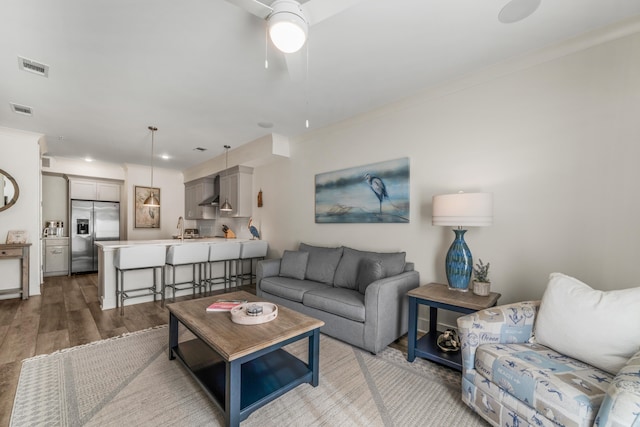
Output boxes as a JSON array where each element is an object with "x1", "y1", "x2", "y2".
[{"x1": 472, "y1": 259, "x2": 491, "y2": 296}]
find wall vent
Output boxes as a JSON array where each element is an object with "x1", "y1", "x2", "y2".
[
  {"x1": 193, "y1": 147, "x2": 208, "y2": 152},
  {"x1": 42, "y1": 157, "x2": 51, "y2": 168},
  {"x1": 18, "y1": 56, "x2": 49, "y2": 77},
  {"x1": 10, "y1": 102, "x2": 33, "y2": 116}
]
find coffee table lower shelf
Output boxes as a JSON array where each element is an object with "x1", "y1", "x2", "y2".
[
  {"x1": 413, "y1": 332, "x2": 462, "y2": 370},
  {"x1": 171, "y1": 338, "x2": 313, "y2": 423}
]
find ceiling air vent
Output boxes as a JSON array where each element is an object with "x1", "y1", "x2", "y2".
[
  {"x1": 193, "y1": 147, "x2": 208, "y2": 152},
  {"x1": 42, "y1": 157, "x2": 51, "y2": 168},
  {"x1": 10, "y1": 102, "x2": 33, "y2": 116},
  {"x1": 18, "y1": 56, "x2": 49, "y2": 77}
]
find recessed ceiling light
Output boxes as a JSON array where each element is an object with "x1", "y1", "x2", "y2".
[
  {"x1": 161, "y1": 154, "x2": 170, "y2": 160},
  {"x1": 258, "y1": 121, "x2": 274, "y2": 129},
  {"x1": 85, "y1": 157, "x2": 93, "y2": 162},
  {"x1": 498, "y1": 0, "x2": 541, "y2": 24}
]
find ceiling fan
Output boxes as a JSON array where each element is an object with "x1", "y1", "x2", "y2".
[{"x1": 224, "y1": 0, "x2": 366, "y2": 79}]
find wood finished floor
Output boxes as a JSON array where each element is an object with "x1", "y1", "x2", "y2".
[{"x1": 0, "y1": 274, "x2": 411, "y2": 427}]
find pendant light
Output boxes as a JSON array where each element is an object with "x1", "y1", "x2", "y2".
[
  {"x1": 143, "y1": 126, "x2": 160, "y2": 207},
  {"x1": 220, "y1": 145, "x2": 233, "y2": 212}
]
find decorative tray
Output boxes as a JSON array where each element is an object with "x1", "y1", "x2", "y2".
[{"x1": 230, "y1": 302, "x2": 278, "y2": 325}]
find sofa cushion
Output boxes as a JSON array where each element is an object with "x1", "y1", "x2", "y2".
[
  {"x1": 473, "y1": 342, "x2": 612, "y2": 427},
  {"x1": 279, "y1": 250, "x2": 308, "y2": 280},
  {"x1": 260, "y1": 276, "x2": 330, "y2": 303},
  {"x1": 534, "y1": 272, "x2": 640, "y2": 375},
  {"x1": 303, "y1": 288, "x2": 366, "y2": 322},
  {"x1": 357, "y1": 258, "x2": 385, "y2": 294},
  {"x1": 298, "y1": 243, "x2": 343, "y2": 285},
  {"x1": 596, "y1": 349, "x2": 640, "y2": 427},
  {"x1": 333, "y1": 247, "x2": 406, "y2": 290}
]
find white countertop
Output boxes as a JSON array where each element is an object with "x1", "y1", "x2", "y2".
[{"x1": 94, "y1": 237, "x2": 251, "y2": 250}]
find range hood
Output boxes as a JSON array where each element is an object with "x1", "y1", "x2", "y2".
[{"x1": 198, "y1": 175, "x2": 220, "y2": 206}]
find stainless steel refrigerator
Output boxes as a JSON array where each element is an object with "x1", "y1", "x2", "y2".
[{"x1": 71, "y1": 200, "x2": 120, "y2": 273}]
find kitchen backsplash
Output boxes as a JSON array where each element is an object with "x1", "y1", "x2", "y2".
[{"x1": 195, "y1": 218, "x2": 254, "y2": 239}]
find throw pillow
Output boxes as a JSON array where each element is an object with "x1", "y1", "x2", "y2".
[
  {"x1": 357, "y1": 258, "x2": 385, "y2": 294},
  {"x1": 279, "y1": 250, "x2": 309, "y2": 280},
  {"x1": 334, "y1": 247, "x2": 406, "y2": 289},
  {"x1": 298, "y1": 243, "x2": 343, "y2": 285},
  {"x1": 534, "y1": 272, "x2": 640, "y2": 375}
]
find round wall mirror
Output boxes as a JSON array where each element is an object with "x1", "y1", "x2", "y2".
[{"x1": 0, "y1": 169, "x2": 19, "y2": 212}]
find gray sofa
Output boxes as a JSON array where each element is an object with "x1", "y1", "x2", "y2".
[{"x1": 256, "y1": 243, "x2": 420, "y2": 354}]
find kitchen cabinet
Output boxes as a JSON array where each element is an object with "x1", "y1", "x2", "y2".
[
  {"x1": 70, "y1": 180, "x2": 96, "y2": 200},
  {"x1": 219, "y1": 166, "x2": 253, "y2": 218},
  {"x1": 69, "y1": 179, "x2": 120, "y2": 202},
  {"x1": 185, "y1": 178, "x2": 216, "y2": 220},
  {"x1": 97, "y1": 182, "x2": 120, "y2": 201},
  {"x1": 43, "y1": 238, "x2": 69, "y2": 277}
]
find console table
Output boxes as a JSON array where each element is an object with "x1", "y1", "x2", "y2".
[
  {"x1": 407, "y1": 282, "x2": 500, "y2": 370},
  {"x1": 0, "y1": 243, "x2": 31, "y2": 300}
]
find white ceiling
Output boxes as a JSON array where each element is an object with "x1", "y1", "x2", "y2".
[{"x1": 2, "y1": 0, "x2": 640, "y2": 170}]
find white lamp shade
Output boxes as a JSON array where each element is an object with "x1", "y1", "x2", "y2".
[
  {"x1": 268, "y1": 1, "x2": 308, "y2": 53},
  {"x1": 432, "y1": 192, "x2": 493, "y2": 227}
]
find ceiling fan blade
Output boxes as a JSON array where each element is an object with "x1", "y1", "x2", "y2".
[
  {"x1": 223, "y1": 0, "x2": 272, "y2": 19},
  {"x1": 284, "y1": 50, "x2": 306, "y2": 82},
  {"x1": 301, "y1": 0, "x2": 367, "y2": 26}
]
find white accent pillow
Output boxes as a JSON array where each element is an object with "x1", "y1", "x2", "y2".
[{"x1": 534, "y1": 273, "x2": 640, "y2": 375}]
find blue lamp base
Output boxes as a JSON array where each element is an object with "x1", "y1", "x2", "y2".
[{"x1": 445, "y1": 229, "x2": 473, "y2": 292}]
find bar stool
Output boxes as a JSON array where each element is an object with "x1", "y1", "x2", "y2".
[
  {"x1": 163, "y1": 243, "x2": 209, "y2": 305},
  {"x1": 237, "y1": 241, "x2": 268, "y2": 287},
  {"x1": 205, "y1": 241, "x2": 242, "y2": 293},
  {"x1": 114, "y1": 245, "x2": 166, "y2": 316}
]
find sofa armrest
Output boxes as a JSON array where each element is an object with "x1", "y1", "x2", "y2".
[
  {"x1": 456, "y1": 300, "x2": 540, "y2": 381},
  {"x1": 256, "y1": 258, "x2": 281, "y2": 295},
  {"x1": 595, "y1": 349, "x2": 640, "y2": 427},
  {"x1": 363, "y1": 270, "x2": 420, "y2": 354}
]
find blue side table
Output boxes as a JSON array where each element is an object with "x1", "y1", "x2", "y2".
[{"x1": 407, "y1": 283, "x2": 501, "y2": 371}]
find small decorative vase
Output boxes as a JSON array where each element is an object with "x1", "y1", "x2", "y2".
[
  {"x1": 445, "y1": 229, "x2": 472, "y2": 291},
  {"x1": 473, "y1": 280, "x2": 491, "y2": 296}
]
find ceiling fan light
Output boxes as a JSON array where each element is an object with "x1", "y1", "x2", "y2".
[{"x1": 268, "y1": 1, "x2": 308, "y2": 53}]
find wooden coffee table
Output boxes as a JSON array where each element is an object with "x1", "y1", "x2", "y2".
[{"x1": 167, "y1": 291, "x2": 324, "y2": 427}]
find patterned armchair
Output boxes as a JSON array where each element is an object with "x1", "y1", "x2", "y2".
[{"x1": 457, "y1": 301, "x2": 640, "y2": 427}]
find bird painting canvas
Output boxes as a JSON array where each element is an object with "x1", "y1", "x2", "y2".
[{"x1": 315, "y1": 158, "x2": 409, "y2": 223}]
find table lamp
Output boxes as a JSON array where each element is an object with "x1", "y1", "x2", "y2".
[{"x1": 432, "y1": 192, "x2": 493, "y2": 291}]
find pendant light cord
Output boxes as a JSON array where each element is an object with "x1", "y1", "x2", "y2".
[{"x1": 148, "y1": 126, "x2": 157, "y2": 188}]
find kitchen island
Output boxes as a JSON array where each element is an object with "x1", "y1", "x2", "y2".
[{"x1": 95, "y1": 238, "x2": 253, "y2": 310}]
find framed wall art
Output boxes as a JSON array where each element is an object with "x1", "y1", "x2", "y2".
[
  {"x1": 6, "y1": 230, "x2": 28, "y2": 244},
  {"x1": 315, "y1": 157, "x2": 410, "y2": 223},
  {"x1": 134, "y1": 186, "x2": 160, "y2": 228}
]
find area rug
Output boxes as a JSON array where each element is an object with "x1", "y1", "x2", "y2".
[{"x1": 10, "y1": 325, "x2": 486, "y2": 426}]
